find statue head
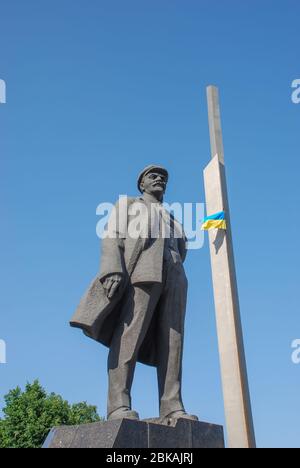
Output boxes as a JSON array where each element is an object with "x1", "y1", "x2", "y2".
[{"x1": 137, "y1": 165, "x2": 169, "y2": 201}]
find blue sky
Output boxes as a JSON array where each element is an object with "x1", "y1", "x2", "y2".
[{"x1": 0, "y1": 0, "x2": 299, "y2": 448}]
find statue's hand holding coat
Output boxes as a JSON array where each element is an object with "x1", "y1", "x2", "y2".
[{"x1": 101, "y1": 273, "x2": 123, "y2": 300}]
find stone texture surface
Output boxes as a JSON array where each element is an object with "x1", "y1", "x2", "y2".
[{"x1": 43, "y1": 418, "x2": 224, "y2": 449}]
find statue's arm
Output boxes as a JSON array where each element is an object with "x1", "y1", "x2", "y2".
[
  {"x1": 99, "y1": 236, "x2": 125, "y2": 281},
  {"x1": 99, "y1": 200, "x2": 127, "y2": 298}
]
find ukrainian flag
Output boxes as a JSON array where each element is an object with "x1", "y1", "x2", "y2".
[{"x1": 201, "y1": 211, "x2": 226, "y2": 230}]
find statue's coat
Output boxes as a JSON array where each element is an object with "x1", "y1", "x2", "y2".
[{"x1": 70, "y1": 196, "x2": 187, "y2": 367}]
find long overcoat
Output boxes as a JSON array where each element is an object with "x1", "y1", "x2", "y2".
[{"x1": 70, "y1": 196, "x2": 187, "y2": 366}]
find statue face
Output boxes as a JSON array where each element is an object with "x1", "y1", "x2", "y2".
[{"x1": 140, "y1": 171, "x2": 167, "y2": 198}]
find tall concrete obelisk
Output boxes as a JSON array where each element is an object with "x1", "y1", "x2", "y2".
[{"x1": 203, "y1": 85, "x2": 256, "y2": 448}]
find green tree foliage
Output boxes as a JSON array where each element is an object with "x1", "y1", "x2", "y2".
[{"x1": 0, "y1": 380, "x2": 101, "y2": 448}]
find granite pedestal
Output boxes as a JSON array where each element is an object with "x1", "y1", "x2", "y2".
[{"x1": 43, "y1": 418, "x2": 224, "y2": 449}]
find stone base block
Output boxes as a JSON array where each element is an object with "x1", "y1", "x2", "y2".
[{"x1": 43, "y1": 418, "x2": 224, "y2": 448}]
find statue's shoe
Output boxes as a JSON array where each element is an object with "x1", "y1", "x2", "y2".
[
  {"x1": 164, "y1": 410, "x2": 199, "y2": 425},
  {"x1": 107, "y1": 407, "x2": 140, "y2": 421}
]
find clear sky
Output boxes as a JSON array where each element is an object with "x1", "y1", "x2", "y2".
[{"x1": 0, "y1": 0, "x2": 299, "y2": 448}]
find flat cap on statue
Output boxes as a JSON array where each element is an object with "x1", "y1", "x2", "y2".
[{"x1": 137, "y1": 165, "x2": 169, "y2": 193}]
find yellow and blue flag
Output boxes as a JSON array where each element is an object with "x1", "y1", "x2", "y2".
[{"x1": 201, "y1": 211, "x2": 226, "y2": 230}]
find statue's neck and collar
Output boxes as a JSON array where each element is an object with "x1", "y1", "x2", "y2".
[{"x1": 139, "y1": 192, "x2": 163, "y2": 205}]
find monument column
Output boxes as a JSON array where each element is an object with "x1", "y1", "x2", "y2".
[{"x1": 203, "y1": 86, "x2": 256, "y2": 448}]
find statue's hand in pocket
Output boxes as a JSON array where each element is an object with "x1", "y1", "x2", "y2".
[{"x1": 170, "y1": 250, "x2": 182, "y2": 265}]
